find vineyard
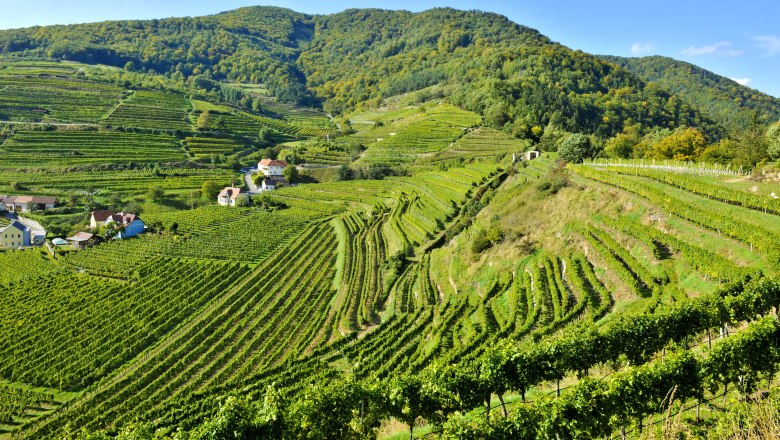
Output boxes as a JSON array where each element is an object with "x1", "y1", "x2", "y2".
[
  {"x1": 0, "y1": 59, "x2": 779, "y2": 439},
  {"x1": 102, "y1": 91, "x2": 192, "y2": 131},
  {"x1": 183, "y1": 136, "x2": 246, "y2": 158},
  {"x1": 0, "y1": 71, "x2": 124, "y2": 123},
  {"x1": 0, "y1": 130, "x2": 185, "y2": 168},
  {"x1": 0, "y1": 167, "x2": 236, "y2": 195},
  {"x1": 357, "y1": 104, "x2": 482, "y2": 164},
  {"x1": 420, "y1": 127, "x2": 529, "y2": 164},
  {"x1": 2, "y1": 143, "x2": 780, "y2": 439}
]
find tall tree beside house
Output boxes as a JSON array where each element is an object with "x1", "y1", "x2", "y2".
[
  {"x1": 201, "y1": 181, "x2": 223, "y2": 201},
  {"x1": 282, "y1": 165, "x2": 300, "y2": 183}
]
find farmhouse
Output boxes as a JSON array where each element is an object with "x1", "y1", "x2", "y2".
[
  {"x1": 90, "y1": 210, "x2": 145, "y2": 239},
  {"x1": 218, "y1": 187, "x2": 242, "y2": 206},
  {"x1": 0, "y1": 195, "x2": 57, "y2": 212},
  {"x1": 258, "y1": 158, "x2": 288, "y2": 176},
  {"x1": 0, "y1": 220, "x2": 45, "y2": 248}
]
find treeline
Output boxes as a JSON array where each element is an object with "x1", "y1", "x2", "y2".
[
  {"x1": 0, "y1": 7, "x2": 316, "y2": 105},
  {"x1": 74, "y1": 276, "x2": 780, "y2": 439}
]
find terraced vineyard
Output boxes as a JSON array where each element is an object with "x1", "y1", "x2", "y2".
[
  {"x1": 0, "y1": 73, "x2": 124, "y2": 123},
  {"x1": 0, "y1": 258, "x2": 246, "y2": 389},
  {"x1": 0, "y1": 167, "x2": 235, "y2": 194},
  {"x1": 5, "y1": 137, "x2": 780, "y2": 440},
  {"x1": 182, "y1": 136, "x2": 246, "y2": 158},
  {"x1": 103, "y1": 91, "x2": 192, "y2": 131},
  {"x1": 0, "y1": 130, "x2": 185, "y2": 168},
  {"x1": 0, "y1": 249, "x2": 58, "y2": 286},
  {"x1": 360, "y1": 105, "x2": 480, "y2": 164},
  {"x1": 421, "y1": 127, "x2": 529, "y2": 163}
]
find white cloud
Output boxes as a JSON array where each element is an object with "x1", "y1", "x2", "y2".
[
  {"x1": 681, "y1": 42, "x2": 742, "y2": 56},
  {"x1": 752, "y1": 35, "x2": 780, "y2": 57},
  {"x1": 730, "y1": 77, "x2": 752, "y2": 86},
  {"x1": 630, "y1": 42, "x2": 654, "y2": 55}
]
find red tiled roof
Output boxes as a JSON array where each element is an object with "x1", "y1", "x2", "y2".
[
  {"x1": 12, "y1": 196, "x2": 33, "y2": 204},
  {"x1": 111, "y1": 212, "x2": 139, "y2": 225},
  {"x1": 92, "y1": 211, "x2": 140, "y2": 225},
  {"x1": 91, "y1": 210, "x2": 114, "y2": 222},
  {"x1": 219, "y1": 187, "x2": 242, "y2": 200},
  {"x1": 259, "y1": 158, "x2": 288, "y2": 167}
]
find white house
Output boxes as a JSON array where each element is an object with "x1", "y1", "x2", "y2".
[
  {"x1": 0, "y1": 195, "x2": 57, "y2": 212},
  {"x1": 218, "y1": 187, "x2": 242, "y2": 206},
  {"x1": 90, "y1": 210, "x2": 114, "y2": 229},
  {"x1": 89, "y1": 210, "x2": 145, "y2": 239},
  {"x1": 258, "y1": 159, "x2": 288, "y2": 177}
]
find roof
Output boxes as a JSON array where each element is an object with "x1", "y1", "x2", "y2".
[
  {"x1": 1, "y1": 195, "x2": 56, "y2": 204},
  {"x1": 0, "y1": 220, "x2": 29, "y2": 233},
  {"x1": 52, "y1": 238, "x2": 68, "y2": 246},
  {"x1": 92, "y1": 211, "x2": 141, "y2": 226},
  {"x1": 111, "y1": 212, "x2": 139, "y2": 225},
  {"x1": 91, "y1": 210, "x2": 114, "y2": 222},
  {"x1": 259, "y1": 158, "x2": 288, "y2": 167},
  {"x1": 263, "y1": 176, "x2": 286, "y2": 185},
  {"x1": 66, "y1": 232, "x2": 95, "y2": 242},
  {"x1": 218, "y1": 187, "x2": 242, "y2": 200},
  {"x1": 31, "y1": 196, "x2": 57, "y2": 204}
]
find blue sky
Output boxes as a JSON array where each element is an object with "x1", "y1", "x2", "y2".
[{"x1": 1, "y1": 0, "x2": 778, "y2": 97}]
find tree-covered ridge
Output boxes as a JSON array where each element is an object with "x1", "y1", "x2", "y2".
[
  {"x1": 602, "y1": 55, "x2": 780, "y2": 130},
  {"x1": 0, "y1": 7, "x2": 316, "y2": 104},
  {"x1": 0, "y1": 7, "x2": 768, "y2": 139}
]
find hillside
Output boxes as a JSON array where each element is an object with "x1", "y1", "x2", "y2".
[
  {"x1": 4, "y1": 7, "x2": 770, "y2": 139},
  {"x1": 602, "y1": 55, "x2": 780, "y2": 130},
  {"x1": 1, "y1": 6, "x2": 780, "y2": 440}
]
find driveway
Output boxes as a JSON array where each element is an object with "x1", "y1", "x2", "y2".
[{"x1": 244, "y1": 170, "x2": 260, "y2": 194}]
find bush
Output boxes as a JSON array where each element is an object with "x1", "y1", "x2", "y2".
[
  {"x1": 557, "y1": 133, "x2": 593, "y2": 163},
  {"x1": 471, "y1": 226, "x2": 504, "y2": 254}
]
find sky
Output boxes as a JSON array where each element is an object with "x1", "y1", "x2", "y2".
[{"x1": 1, "y1": 0, "x2": 778, "y2": 97}]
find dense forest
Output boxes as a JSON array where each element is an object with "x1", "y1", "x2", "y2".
[
  {"x1": 3, "y1": 7, "x2": 775, "y2": 142},
  {"x1": 602, "y1": 55, "x2": 780, "y2": 130}
]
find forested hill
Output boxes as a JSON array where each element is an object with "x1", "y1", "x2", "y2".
[
  {"x1": 1, "y1": 7, "x2": 776, "y2": 138},
  {"x1": 602, "y1": 55, "x2": 780, "y2": 130}
]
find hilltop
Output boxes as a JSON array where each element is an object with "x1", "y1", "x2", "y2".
[{"x1": 2, "y1": 6, "x2": 778, "y2": 139}]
